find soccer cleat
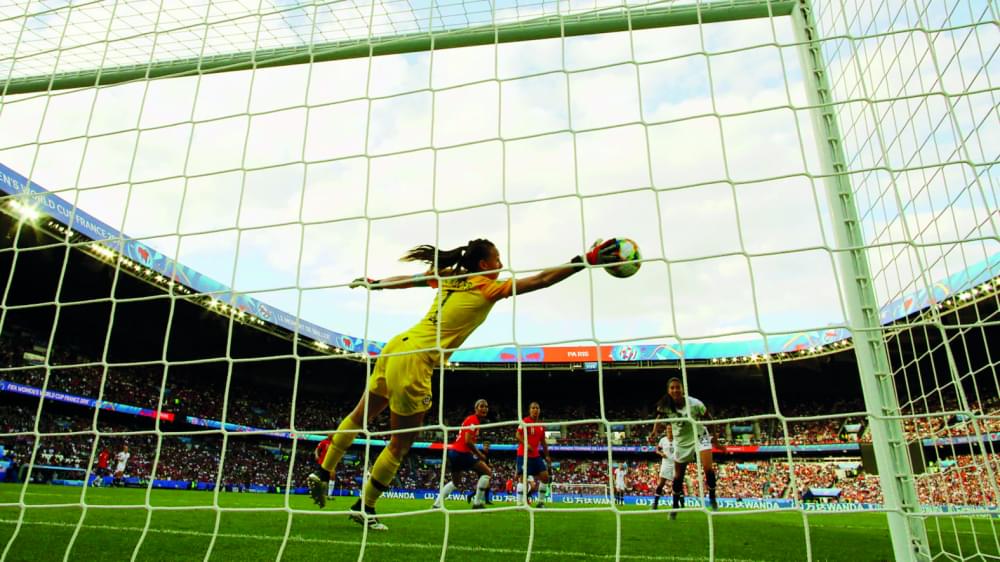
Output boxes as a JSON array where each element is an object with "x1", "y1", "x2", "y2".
[
  {"x1": 669, "y1": 512, "x2": 678, "y2": 521},
  {"x1": 709, "y1": 498, "x2": 719, "y2": 511},
  {"x1": 534, "y1": 503, "x2": 545, "y2": 509},
  {"x1": 471, "y1": 503, "x2": 486, "y2": 510},
  {"x1": 307, "y1": 474, "x2": 326, "y2": 508},
  {"x1": 349, "y1": 500, "x2": 388, "y2": 531}
]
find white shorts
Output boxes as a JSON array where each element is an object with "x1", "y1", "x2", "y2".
[
  {"x1": 615, "y1": 482, "x2": 626, "y2": 492},
  {"x1": 115, "y1": 464, "x2": 126, "y2": 473},
  {"x1": 659, "y1": 459, "x2": 675, "y2": 480},
  {"x1": 674, "y1": 435, "x2": 713, "y2": 463}
]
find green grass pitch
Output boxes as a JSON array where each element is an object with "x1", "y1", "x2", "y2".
[{"x1": 0, "y1": 484, "x2": 996, "y2": 561}]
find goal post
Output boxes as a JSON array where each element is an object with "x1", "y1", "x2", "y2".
[
  {"x1": 0, "y1": 0, "x2": 796, "y2": 96},
  {"x1": 790, "y1": 1, "x2": 930, "y2": 559}
]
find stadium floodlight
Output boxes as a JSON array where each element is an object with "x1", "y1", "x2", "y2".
[
  {"x1": 90, "y1": 245, "x2": 116, "y2": 259},
  {"x1": 7, "y1": 200, "x2": 40, "y2": 223}
]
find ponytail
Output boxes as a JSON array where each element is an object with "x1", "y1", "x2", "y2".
[{"x1": 401, "y1": 239, "x2": 495, "y2": 274}]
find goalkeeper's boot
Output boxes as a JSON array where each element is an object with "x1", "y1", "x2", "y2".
[
  {"x1": 709, "y1": 490, "x2": 718, "y2": 511},
  {"x1": 349, "y1": 499, "x2": 388, "y2": 531},
  {"x1": 471, "y1": 501, "x2": 486, "y2": 510},
  {"x1": 307, "y1": 474, "x2": 326, "y2": 508}
]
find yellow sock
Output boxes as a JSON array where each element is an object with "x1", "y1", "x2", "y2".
[
  {"x1": 363, "y1": 448, "x2": 402, "y2": 508},
  {"x1": 321, "y1": 416, "x2": 362, "y2": 472}
]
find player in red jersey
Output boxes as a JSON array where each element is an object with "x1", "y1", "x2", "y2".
[
  {"x1": 308, "y1": 435, "x2": 335, "y2": 508},
  {"x1": 93, "y1": 448, "x2": 110, "y2": 487},
  {"x1": 516, "y1": 401, "x2": 552, "y2": 507},
  {"x1": 433, "y1": 399, "x2": 492, "y2": 509}
]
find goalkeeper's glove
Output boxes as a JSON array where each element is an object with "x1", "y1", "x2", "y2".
[
  {"x1": 349, "y1": 277, "x2": 380, "y2": 290},
  {"x1": 571, "y1": 238, "x2": 620, "y2": 266}
]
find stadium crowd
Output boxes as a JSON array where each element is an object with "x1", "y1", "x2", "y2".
[
  {"x1": 2, "y1": 399, "x2": 998, "y2": 507},
  {"x1": 2, "y1": 326, "x2": 998, "y2": 507},
  {"x1": 12, "y1": 352, "x2": 997, "y2": 449}
]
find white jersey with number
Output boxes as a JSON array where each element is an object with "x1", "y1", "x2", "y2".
[
  {"x1": 660, "y1": 396, "x2": 712, "y2": 463},
  {"x1": 115, "y1": 451, "x2": 130, "y2": 472},
  {"x1": 657, "y1": 436, "x2": 676, "y2": 479}
]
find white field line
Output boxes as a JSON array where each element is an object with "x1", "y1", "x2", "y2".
[{"x1": 0, "y1": 518, "x2": 763, "y2": 561}]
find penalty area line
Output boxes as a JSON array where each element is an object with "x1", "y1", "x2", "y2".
[{"x1": 0, "y1": 518, "x2": 761, "y2": 561}]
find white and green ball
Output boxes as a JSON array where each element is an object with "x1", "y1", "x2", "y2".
[{"x1": 605, "y1": 238, "x2": 641, "y2": 278}]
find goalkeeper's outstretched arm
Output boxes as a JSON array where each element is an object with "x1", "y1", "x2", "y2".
[
  {"x1": 349, "y1": 238, "x2": 623, "y2": 294},
  {"x1": 349, "y1": 273, "x2": 434, "y2": 290},
  {"x1": 514, "y1": 239, "x2": 621, "y2": 295}
]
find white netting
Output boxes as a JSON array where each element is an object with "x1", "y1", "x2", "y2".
[
  {"x1": 0, "y1": 0, "x2": 997, "y2": 560},
  {"x1": 551, "y1": 482, "x2": 612, "y2": 501}
]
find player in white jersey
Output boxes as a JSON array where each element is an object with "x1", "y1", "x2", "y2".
[
  {"x1": 113, "y1": 445, "x2": 130, "y2": 487},
  {"x1": 651, "y1": 434, "x2": 675, "y2": 510},
  {"x1": 650, "y1": 377, "x2": 720, "y2": 516},
  {"x1": 613, "y1": 463, "x2": 627, "y2": 505}
]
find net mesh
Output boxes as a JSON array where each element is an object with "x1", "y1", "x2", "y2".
[{"x1": 0, "y1": 0, "x2": 997, "y2": 560}]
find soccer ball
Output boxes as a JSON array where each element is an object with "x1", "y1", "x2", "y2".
[{"x1": 604, "y1": 238, "x2": 641, "y2": 278}]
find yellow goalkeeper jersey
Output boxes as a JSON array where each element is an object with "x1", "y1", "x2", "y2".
[{"x1": 400, "y1": 274, "x2": 513, "y2": 360}]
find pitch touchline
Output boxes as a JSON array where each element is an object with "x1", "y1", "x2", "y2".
[{"x1": 0, "y1": 519, "x2": 760, "y2": 562}]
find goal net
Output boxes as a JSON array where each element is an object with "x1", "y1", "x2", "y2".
[
  {"x1": 0, "y1": 0, "x2": 997, "y2": 560},
  {"x1": 550, "y1": 482, "x2": 613, "y2": 504}
]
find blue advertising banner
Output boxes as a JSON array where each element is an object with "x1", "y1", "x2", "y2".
[
  {"x1": 41, "y1": 479, "x2": 1000, "y2": 515},
  {"x1": 0, "y1": 380, "x2": 174, "y2": 421},
  {"x1": 923, "y1": 433, "x2": 1000, "y2": 447}
]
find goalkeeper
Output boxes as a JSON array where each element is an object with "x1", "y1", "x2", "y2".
[{"x1": 322, "y1": 238, "x2": 622, "y2": 531}]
